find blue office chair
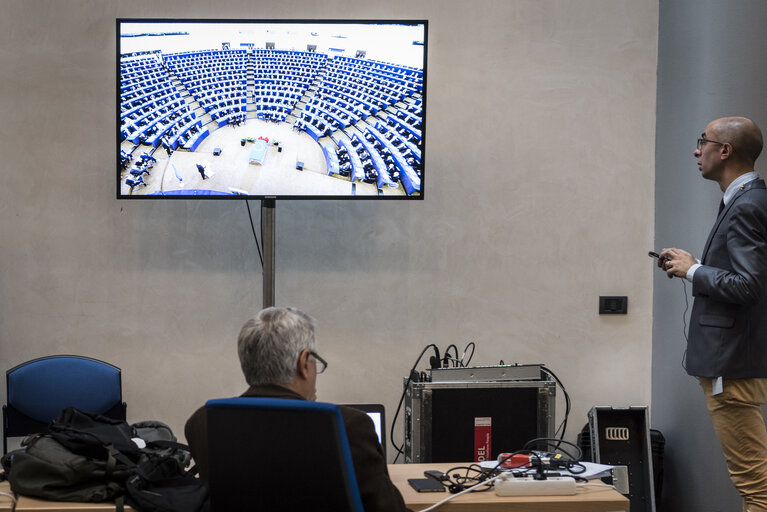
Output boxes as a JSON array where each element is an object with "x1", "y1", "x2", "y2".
[
  {"x1": 3, "y1": 355, "x2": 127, "y2": 454},
  {"x1": 205, "y1": 398, "x2": 364, "y2": 512}
]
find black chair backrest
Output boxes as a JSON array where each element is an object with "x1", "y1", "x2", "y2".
[{"x1": 205, "y1": 398, "x2": 363, "y2": 512}]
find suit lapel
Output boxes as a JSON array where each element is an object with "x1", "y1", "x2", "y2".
[{"x1": 701, "y1": 178, "x2": 766, "y2": 262}]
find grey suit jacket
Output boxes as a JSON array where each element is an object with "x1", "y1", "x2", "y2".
[{"x1": 687, "y1": 178, "x2": 767, "y2": 378}]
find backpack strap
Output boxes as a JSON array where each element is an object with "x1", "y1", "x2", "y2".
[
  {"x1": 147, "y1": 440, "x2": 189, "y2": 452},
  {"x1": 146, "y1": 440, "x2": 190, "y2": 452},
  {"x1": 105, "y1": 446, "x2": 136, "y2": 473}
]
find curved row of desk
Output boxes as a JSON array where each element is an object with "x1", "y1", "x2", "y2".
[
  {"x1": 326, "y1": 124, "x2": 417, "y2": 193},
  {"x1": 367, "y1": 124, "x2": 421, "y2": 195},
  {"x1": 120, "y1": 50, "x2": 423, "y2": 195}
]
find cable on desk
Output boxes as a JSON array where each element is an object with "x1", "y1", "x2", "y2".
[
  {"x1": 441, "y1": 463, "x2": 496, "y2": 493},
  {"x1": 419, "y1": 473, "x2": 504, "y2": 512}
]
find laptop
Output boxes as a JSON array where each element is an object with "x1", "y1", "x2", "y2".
[{"x1": 343, "y1": 403, "x2": 386, "y2": 458}]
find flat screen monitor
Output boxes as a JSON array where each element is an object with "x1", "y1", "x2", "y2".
[{"x1": 117, "y1": 19, "x2": 427, "y2": 199}]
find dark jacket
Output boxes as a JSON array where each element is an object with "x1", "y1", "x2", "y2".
[
  {"x1": 184, "y1": 384, "x2": 409, "y2": 512},
  {"x1": 687, "y1": 178, "x2": 767, "y2": 378}
]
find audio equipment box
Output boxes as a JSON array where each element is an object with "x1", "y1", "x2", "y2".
[
  {"x1": 588, "y1": 406, "x2": 656, "y2": 512},
  {"x1": 404, "y1": 365, "x2": 556, "y2": 463}
]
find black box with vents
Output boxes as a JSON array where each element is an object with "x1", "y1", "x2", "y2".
[
  {"x1": 588, "y1": 406, "x2": 656, "y2": 512},
  {"x1": 405, "y1": 373, "x2": 555, "y2": 463}
]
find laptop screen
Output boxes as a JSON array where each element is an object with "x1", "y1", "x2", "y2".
[
  {"x1": 343, "y1": 403, "x2": 386, "y2": 457},
  {"x1": 366, "y1": 411, "x2": 383, "y2": 444}
]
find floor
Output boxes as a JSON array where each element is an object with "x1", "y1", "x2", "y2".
[{"x1": 120, "y1": 118, "x2": 403, "y2": 198}]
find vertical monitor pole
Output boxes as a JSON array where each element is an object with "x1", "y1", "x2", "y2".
[{"x1": 261, "y1": 199, "x2": 276, "y2": 308}]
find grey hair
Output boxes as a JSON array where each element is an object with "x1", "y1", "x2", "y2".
[{"x1": 237, "y1": 307, "x2": 316, "y2": 386}]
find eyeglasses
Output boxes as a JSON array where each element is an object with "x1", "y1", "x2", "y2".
[
  {"x1": 697, "y1": 138, "x2": 728, "y2": 151},
  {"x1": 310, "y1": 351, "x2": 328, "y2": 374}
]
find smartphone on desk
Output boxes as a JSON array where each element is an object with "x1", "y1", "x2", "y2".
[{"x1": 408, "y1": 478, "x2": 446, "y2": 492}]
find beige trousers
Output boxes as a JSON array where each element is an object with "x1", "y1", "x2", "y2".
[{"x1": 700, "y1": 377, "x2": 767, "y2": 512}]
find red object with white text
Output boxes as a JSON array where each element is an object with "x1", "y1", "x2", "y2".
[{"x1": 474, "y1": 417, "x2": 492, "y2": 462}]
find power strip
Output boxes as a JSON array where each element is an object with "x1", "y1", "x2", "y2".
[{"x1": 495, "y1": 475, "x2": 577, "y2": 496}]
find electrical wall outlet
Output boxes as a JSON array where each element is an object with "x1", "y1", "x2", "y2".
[{"x1": 599, "y1": 296, "x2": 628, "y2": 314}]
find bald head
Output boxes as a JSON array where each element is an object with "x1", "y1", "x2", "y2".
[{"x1": 709, "y1": 116, "x2": 764, "y2": 166}]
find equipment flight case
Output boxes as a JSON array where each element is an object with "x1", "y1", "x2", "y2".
[{"x1": 404, "y1": 365, "x2": 556, "y2": 463}]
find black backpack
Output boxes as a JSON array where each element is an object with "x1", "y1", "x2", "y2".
[
  {"x1": 1, "y1": 407, "x2": 208, "y2": 512},
  {"x1": 1, "y1": 433, "x2": 133, "y2": 502},
  {"x1": 126, "y1": 455, "x2": 209, "y2": 512},
  {"x1": 132, "y1": 420, "x2": 192, "y2": 469},
  {"x1": 49, "y1": 407, "x2": 140, "y2": 462}
]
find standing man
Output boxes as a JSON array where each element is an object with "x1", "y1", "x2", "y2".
[
  {"x1": 195, "y1": 163, "x2": 208, "y2": 180},
  {"x1": 660, "y1": 116, "x2": 767, "y2": 512},
  {"x1": 185, "y1": 307, "x2": 410, "y2": 512}
]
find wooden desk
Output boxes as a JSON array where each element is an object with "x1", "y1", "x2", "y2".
[
  {"x1": 13, "y1": 495, "x2": 134, "y2": 511},
  {"x1": 0, "y1": 481, "x2": 15, "y2": 511},
  {"x1": 389, "y1": 463, "x2": 630, "y2": 512},
  {"x1": 1, "y1": 474, "x2": 135, "y2": 511},
  {"x1": 5, "y1": 463, "x2": 628, "y2": 512}
]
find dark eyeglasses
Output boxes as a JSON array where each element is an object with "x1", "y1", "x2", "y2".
[
  {"x1": 697, "y1": 138, "x2": 728, "y2": 151},
  {"x1": 310, "y1": 351, "x2": 328, "y2": 374}
]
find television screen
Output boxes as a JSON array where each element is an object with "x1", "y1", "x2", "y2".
[{"x1": 117, "y1": 19, "x2": 427, "y2": 199}]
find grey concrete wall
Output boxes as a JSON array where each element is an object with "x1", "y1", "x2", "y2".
[
  {"x1": 0, "y1": 0, "x2": 658, "y2": 464},
  {"x1": 653, "y1": 1, "x2": 767, "y2": 510}
]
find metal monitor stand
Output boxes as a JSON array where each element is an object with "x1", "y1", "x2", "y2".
[{"x1": 261, "y1": 198, "x2": 276, "y2": 308}]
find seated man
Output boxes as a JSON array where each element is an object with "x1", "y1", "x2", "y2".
[
  {"x1": 125, "y1": 175, "x2": 147, "y2": 191},
  {"x1": 130, "y1": 164, "x2": 150, "y2": 177},
  {"x1": 140, "y1": 152, "x2": 156, "y2": 165},
  {"x1": 185, "y1": 307, "x2": 409, "y2": 512}
]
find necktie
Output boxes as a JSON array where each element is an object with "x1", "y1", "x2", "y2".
[{"x1": 718, "y1": 199, "x2": 725, "y2": 216}]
